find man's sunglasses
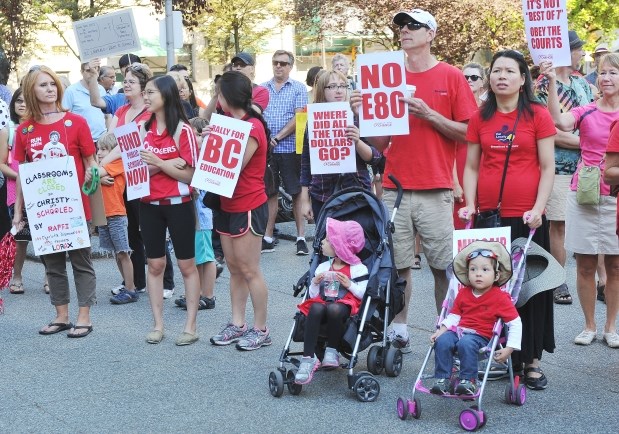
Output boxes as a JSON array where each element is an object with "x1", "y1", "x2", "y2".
[
  {"x1": 399, "y1": 22, "x2": 429, "y2": 31},
  {"x1": 465, "y1": 75, "x2": 483, "y2": 82},
  {"x1": 272, "y1": 61, "x2": 290, "y2": 67}
]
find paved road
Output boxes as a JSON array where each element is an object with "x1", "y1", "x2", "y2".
[{"x1": 1, "y1": 223, "x2": 618, "y2": 433}]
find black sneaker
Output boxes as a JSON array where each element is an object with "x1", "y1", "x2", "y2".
[
  {"x1": 198, "y1": 296, "x2": 216, "y2": 310},
  {"x1": 455, "y1": 379, "x2": 478, "y2": 396},
  {"x1": 296, "y1": 239, "x2": 309, "y2": 255},
  {"x1": 430, "y1": 378, "x2": 450, "y2": 396},
  {"x1": 261, "y1": 239, "x2": 275, "y2": 253}
]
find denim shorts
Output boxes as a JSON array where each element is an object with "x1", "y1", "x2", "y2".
[{"x1": 98, "y1": 216, "x2": 131, "y2": 254}]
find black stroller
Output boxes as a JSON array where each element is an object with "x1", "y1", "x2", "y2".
[{"x1": 268, "y1": 175, "x2": 406, "y2": 402}]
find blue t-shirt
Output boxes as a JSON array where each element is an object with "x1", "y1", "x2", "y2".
[
  {"x1": 195, "y1": 190, "x2": 213, "y2": 230},
  {"x1": 103, "y1": 93, "x2": 128, "y2": 116}
]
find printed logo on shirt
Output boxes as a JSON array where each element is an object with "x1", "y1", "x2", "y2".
[
  {"x1": 494, "y1": 125, "x2": 515, "y2": 144},
  {"x1": 434, "y1": 89, "x2": 448, "y2": 96},
  {"x1": 31, "y1": 131, "x2": 68, "y2": 161},
  {"x1": 148, "y1": 146, "x2": 177, "y2": 155}
]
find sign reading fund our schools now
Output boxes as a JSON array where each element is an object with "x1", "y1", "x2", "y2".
[
  {"x1": 114, "y1": 122, "x2": 150, "y2": 201},
  {"x1": 191, "y1": 114, "x2": 251, "y2": 198},
  {"x1": 356, "y1": 51, "x2": 409, "y2": 137},
  {"x1": 19, "y1": 157, "x2": 90, "y2": 255},
  {"x1": 307, "y1": 102, "x2": 356, "y2": 175},
  {"x1": 522, "y1": 0, "x2": 570, "y2": 66}
]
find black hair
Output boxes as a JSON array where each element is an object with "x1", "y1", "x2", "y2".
[
  {"x1": 306, "y1": 66, "x2": 324, "y2": 87},
  {"x1": 144, "y1": 75, "x2": 190, "y2": 138},
  {"x1": 481, "y1": 50, "x2": 540, "y2": 121},
  {"x1": 119, "y1": 54, "x2": 141, "y2": 69},
  {"x1": 9, "y1": 87, "x2": 23, "y2": 123},
  {"x1": 170, "y1": 64, "x2": 188, "y2": 72},
  {"x1": 184, "y1": 78, "x2": 199, "y2": 116},
  {"x1": 218, "y1": 71, "x2": 271, "y2": 141}
]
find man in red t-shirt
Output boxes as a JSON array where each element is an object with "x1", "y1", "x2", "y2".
[{"x1": 352, "y1": 9, "x2": 477, "y2": 352}]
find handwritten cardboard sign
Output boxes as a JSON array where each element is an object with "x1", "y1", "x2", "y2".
[
  {"x1": 191, "y1": 113, "x2": 251, "y2": 198},
  {"x1": 114, "y1": 122, "x2": 150, "y2": 201},
  {"x1": 73, "y1": 9, "x2": 141, "y2": 62},
  {"x1": 19, "y1": 157, "x2": 90, "y2": 255},
  {"x1": 356, "y1": 51, "x2": 409, "y2": 137},
  {"x1": 307, "y1": 102, "x2": 356, "y2": 175},
  {"x1": 522, "y1": 0, "x2": 570, "y2": 66}
]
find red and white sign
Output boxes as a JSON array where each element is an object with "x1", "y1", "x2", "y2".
[
  {"x1": 522, "y1": 0, "x2": 570, "y2": 66},
  {"x1": 307, "y1": 102, "x2": 355, "y2": 175},
  {"x1": 356, "y1": 51, "x2": 409, "y2": 137},
  {"x1": 114, "y1": 122, "x2": 150, "y2": 201},
  {"x1": 191, "y1": 113, "x2": 251, "y2": 198}
]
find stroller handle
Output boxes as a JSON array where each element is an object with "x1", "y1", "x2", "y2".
[{"x1": 387, "y1": 174, "x2": 404, "y2": 209}]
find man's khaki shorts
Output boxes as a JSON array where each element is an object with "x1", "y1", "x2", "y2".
[{"x1": 383, "y1": 189, "x2": 454, "y2": 270}]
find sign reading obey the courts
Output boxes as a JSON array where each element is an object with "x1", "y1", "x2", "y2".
[
  {"x1": 522, "y1": 0, "x2": 570, "y2": 66},
  {"x1": 191, "y1": 114, "x2": 252, "y2": 198}
]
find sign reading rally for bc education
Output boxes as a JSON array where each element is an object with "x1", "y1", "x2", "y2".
[
  {"x1": 19, "y1": 157, "x2": 90, "y2": 256},
  {"x1": 307, "y1": 102, "x2": 356, "y2": 175},
  {"x1": 356, "y1": 51, "x2": 409, "y2": 137},
  {"x1": 522, "y1": 0, "x2": 570, "y2": 66},
  {"x1": 191, "y1": 114, "x2": 252, "y2": 198},
  {"x1": 114, "y1": 122, "x2": 150, "y2": 201},
  {"x1": 73, "y1": 9, "x2": 141, "y2": 62}
]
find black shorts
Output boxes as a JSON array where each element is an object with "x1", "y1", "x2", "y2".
[
  {"x1": 264, "y1": 162, "x2": 278, "y2": 198},
  {"x1": 215, "y1": 201, "x2": 267, "y2": 238},
  {"x1": 270, "y1": 153, "x2": 301, "y2": 196},
  {"x1": 139, "y1": 200, "x2": 196, "y2": 260}
]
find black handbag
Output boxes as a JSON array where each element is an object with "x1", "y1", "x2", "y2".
[
  {"x1": 202, "y1": 192, "x2": 221, "y2": 211},
  {"x1": 475, "y1": 111, "x2": 521, "y2": 229}
]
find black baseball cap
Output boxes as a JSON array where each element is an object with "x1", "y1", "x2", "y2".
[{"x1": 231, "y1": 52, "x2": 255, "y2": 66}]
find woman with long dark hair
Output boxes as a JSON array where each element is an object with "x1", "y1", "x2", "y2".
[
  {"x1": 459, "y1": 50, "x2": 556, "y2": 390},
  {"x1": 208, "y1": 71, "x2": 272, "y2": 351},
  {"x1": 139, "y1": 75, "x2": 201, "y2": 345}
]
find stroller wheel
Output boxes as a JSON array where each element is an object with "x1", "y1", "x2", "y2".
[
  {"x1": 514, "y1": 384, "x2": 526, "y2": 406},
  {"x1": 470, "y1": 405, "x2": 487, "y2": 427},
  {"x1": 268, "y1": 369, "x2": 285, "y2": 398},
  {"x1": 411, "y1": 398, "x2": 421, "y2": 419},
  {"x1": 353, "y1": 373, "x2": 380, "y2": 402},
  {"x1": 396, "y1": 397, "x2": 409, "y2": 420},
  {"x1": 367, "y1": 346, "x2": 384, "y2": 375},
  {"x1": 459, "y1": 408, "x2": 481, "y2": 431},
  {"x1": 286, "y1": 369, "x2": 303, "y2": 395},
  {"x1": 504, "y1": 383, "x2": 513, "y2": 404},
  {"x1": 384, "y1": 347, "x2": 403, "y2": 377}
]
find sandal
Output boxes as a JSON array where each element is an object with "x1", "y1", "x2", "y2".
[
  {"x1": 43, "y1": 283, "x2": 50, "y2": 294},
  {"x1": 553, "y1": 284, "x2": 572, "y2": 305},
  {"x1": 524, "y1": 366, "x2": 548, "y2": 390},
  {"x1": 597, "y1": 282, "x2": 606, "y2": 303},
  {"x1": 9, "y1": 282, "x2": 24, "y2": 294},
  {"x1": 412, "y1": 254, "x2": 422, "y2": 270}
]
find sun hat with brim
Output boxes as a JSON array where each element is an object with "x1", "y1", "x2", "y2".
[
  {"x1": 511, "y1": 238, "x2": 565, "y2": 308},
  {"x1": 453, "y1": 241, "x2": 512, "y2": 287},
  {"x1": 326, "y1": 218, "x2": 365, "y2": 265}
]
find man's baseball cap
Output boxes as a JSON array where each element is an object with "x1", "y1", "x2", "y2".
[
  {"x1": 393, "y1": 9, "x2": 437, "y2": 32},
  {"x1": 593, "y1": 43, "x2": 610, "y2": 55},
  {"x1": 568, "y1": 30, "x2": 584, "y2": 50},
  {"x1": 231, "y1": 52, "x2": 255, "y2": 66}
]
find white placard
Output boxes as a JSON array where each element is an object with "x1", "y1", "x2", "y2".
[
  {"x1": 356, "y1": 51, "x2": 409, "y2": 137},
  {"x1": 453, "y1": 227, "x2": 512, "y2": 257},
  {"x1": 73, "y1": 9, "x2": 142, "y2": 62},
  {"x1": 522, "y1": 0, "x2": 571, "y2": 66},
  {"x1": 114, "y1": 122, "x2": 150, "y2": 201},
  {"x1": 20, "y1": 157, "x2": 90, "y2": 256},
  {"x1": 191, "y1": 114, "x2": 252, "y2": 198},
  {"x1": 307, "y1": 102, "x2": 356, "y2": 175}
]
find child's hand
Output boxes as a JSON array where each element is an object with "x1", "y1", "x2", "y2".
[
  {"x1": 493, "y1": 347, "x2": 514, "y2": 363},
  {"x1": 100, "y1": 175, "x2": 114, "y2": 186},
  {"x1": 335, "y1": 271, "x2": 351, "y2": 289},
  {"x1": 430, "y1": 327, "x2": 446, "y2": 343},
  {"x1": 312, "y1": 273, "x2": 325, "y2": 285}
]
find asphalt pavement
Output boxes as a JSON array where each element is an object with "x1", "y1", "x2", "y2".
[{"x1": 1, "y1": 221, "x2": 618, "y2": 433}]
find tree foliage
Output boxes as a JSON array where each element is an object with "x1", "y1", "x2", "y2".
[
  {"x1": 0, "y1": 1, "x2": 45, "y2": 74},
  {"x1": 568, "y1": 0, "x2": 619, "y2": 48}
]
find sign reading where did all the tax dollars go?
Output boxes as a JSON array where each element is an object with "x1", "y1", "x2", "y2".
[
  {"x1": 307, "y1": 102, "x2": 356, "y2": 175},
  {"x1": 19, "y1": 156, "x2": 90, "y2": 256},
  {"x1": 114, "y1": 121, "x2": 150, "y2": 201},
  {"x1": 522, "y1": 0, "x2": 570, "y2": 66},
  {"x1": 73, "y1": 9, "x2": 141, "y2": 62},
  {"x1": 191, "y1": 113, "x2": 251, "y2": 198},
  {"x1": 356, "y1": 51, "x2": 409, "y2": 137}
]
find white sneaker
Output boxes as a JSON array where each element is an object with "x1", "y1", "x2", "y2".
[
  {"x1": 110, "y1": 284, "x2": 125, "y2": 295},
  {"x1": 163, "y1": 288, "x2": 175, "y2": 299}
]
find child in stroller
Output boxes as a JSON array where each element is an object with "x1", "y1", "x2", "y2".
[
  {"x1": 429, "y1": 241, "x2": 522, "y2": 396},
  {"x1": 295, "y1": 218, "x2": 369, "y2": 385}
]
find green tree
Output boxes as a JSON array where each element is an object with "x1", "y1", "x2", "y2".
[
  {"x1": 568, "y1": 0, "x2": 619, "y2": 48},
  {"x1": 0, "y1": 1, "x2": 44, "y2": 73}
]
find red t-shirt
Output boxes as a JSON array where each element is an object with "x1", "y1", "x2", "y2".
[
  {"x1": 606, "y1": 119, "x2": 619, "y2": 235},
  {"x1": 216, "y1": 85, "x2": 270, "y2": 114},
  {"x1": 454, "y1": 141, "x2": 468, "y2": 229},
  {"x1": 466, "y1": 105, "x2": 556, "y2": 217},
  {"x1": 220, "y1": 116, "x2": 268, "y2": 212},
  {"x1": 383, "y1": 62, "x2": 478, "y2": 190},
  {"x1": 452, "y1": 285, "x2": 519, "y2": 340},
  {"x1": 13, "y1": 112, "x2": 96, "y2": 220},
  {"x1": 141, "y1": 119, "x2": 198, "y2": 203},
  {"x1": 114, "y1": 104, "x2": 151, "y2": 128}
]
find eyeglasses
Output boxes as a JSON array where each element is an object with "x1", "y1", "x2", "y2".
[
  {"x1": 15, "y1": 98, "x2": 26, "y2": 105},
  {"x1": 464, "y1": 75, "x2": 482, "y2": 82},
  {"x1": 142, "y1": 89, "x2": 160, "y2": 96},
  {"x1": 399, "y1": 22, "x2": 429, "y2": 31},
  {"x1": 232, "y1": 62, "x2": 248, "y2": 68},
  {"x1": 272, "y1": 61, "x2": 290, "y2": 67},
  {"x1": 467, "y1": 250, "x2": 498, "y2": 261},
  {"x1": 123, "y1": 79, "x2": 138, "y2": 85},
  {"x1": 324, "y1": 84, "x2": 350, "y2": 91}
]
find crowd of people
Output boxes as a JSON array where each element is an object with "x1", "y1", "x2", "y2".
[{"x1": 1, "y1": 8, "x2": 618, "y2": 395}]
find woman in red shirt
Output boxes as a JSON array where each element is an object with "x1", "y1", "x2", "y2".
[{"x1": 208, "y1": 71, "x2": 271, "y2": 351}]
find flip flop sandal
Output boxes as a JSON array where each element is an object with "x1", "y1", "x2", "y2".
[
  {"x1": 39, "y1": 322, "x2": 74, "y2": 335},
  {"x1": 9, "y1": 282, "x2": 24, "y2": 294},
  {"x1": 553, "y1": 284, "x2": 572, "y2": 305},
  {"x1": 412, "y1": 254, "x2": 422, "y2": 270},
  {"x1": 67, "y1": 325, "x2": 93, "y2": 338}
]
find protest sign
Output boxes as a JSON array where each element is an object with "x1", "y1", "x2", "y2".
[
  {"x1": 295, "y1": 111, "x2": 307, "y2": 155},
  {"x1": 114, "y1": 122, "x2": 150, "y2": 201},
  {"x1": 522, "y1": 0, "x2": 570, "y2": 66},
  {"x1": 191, "y1": 114, "x2": 251, "y2": 198},
  {"x1": 19, "y1": 157, "x2": 90, "y2": 256},
  {"x1": 73, "y1": 9, "x2": 141, "y2": 62},
  {"x1": 356, "y1": 51, "x2": 409, "y2": 137},
  {"x1": 307, "y1": 102, "x2": 356, "y2": 175}
]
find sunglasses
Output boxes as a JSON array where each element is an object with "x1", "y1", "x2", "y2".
[
  {"x1": 232, "y1": 61, "x2": 248, "y2": 68},
  {"x1": 465, "y1": 74, "x2": 482, "y2": 82},
  {"x1": 467, "y1": 249, "x2": 498, "y2": 261},
  {"x1": 272, "y1": 60, "x2": 290, "y2": 67},
  {"x1": 399, "y1": 22, "x2": 429, "y2": 31},
  {"x1": 125, "y1": 63, "x2": 146, "y2": 75}
]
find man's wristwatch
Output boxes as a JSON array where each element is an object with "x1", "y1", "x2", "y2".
[{"x1": 273, "y1": 137, "x2": 280, "y2": 144}]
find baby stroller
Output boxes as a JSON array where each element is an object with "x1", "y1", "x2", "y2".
[
  {"x1": 268, "y1": 175, "x2": 406, "y2": 402},
  {"x1": 396, "y1": 229, "x2": 535, "y2": 431}
]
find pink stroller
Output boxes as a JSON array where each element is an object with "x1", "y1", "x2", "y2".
[{"x1": 396, "y1": 229, "x2": 535, "y2": 431}]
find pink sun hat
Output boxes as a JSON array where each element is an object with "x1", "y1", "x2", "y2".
[{"x1": 326, "y1": 218, "x2": 365, "y2": 265}]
